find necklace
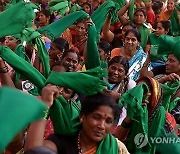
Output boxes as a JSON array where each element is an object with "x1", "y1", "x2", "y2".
[{"x1": 77, "y1": 131, "x2": 83, "y2": 154}]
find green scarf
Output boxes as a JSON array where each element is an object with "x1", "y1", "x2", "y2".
[
  {"x1": 14, "y1": 44, "x2": 31, "y2": 83},
  {"x1": 161, "y1": 81, "x2": 180, "y2": 112},
  {"x1": 0, "y1": 46, "x2": 46, "y2": 90},
  {"x1": 0, "y1": 1, "x2": 37, "y2": 38},
  {"x1": 91, "y1": 0, "x2": 117, "y2": 41},
  {"x1": 0, "y1": 86, "x2": 47, "y2": 152},
  {"x1": 170, "y1": 4, "x2": 180, "y2": 36},
  {"x1": 118, "y1": 82, "x2": 169, "y2": 153},
  {"x1": 157, "y1": 35, "x2": 180, "y2": 61},
  {"x1": 139, "y1": 24, "x2": 150, "y2": 49},
  {"x1": 97, "y1": 134, "x2": 118, "y2": 154},
  {"x1": 46, "y1": 67, "x2": 109, "y2": 95},
  {"x1": 15, "y1": 27, "x2": 50, "y2": 78},
  {"x1": 128, "y1": 0, "x2": 135, "y2": 21},
  {"x1": 149, "y1": 33, "x2": 168, "y2": 62},
  {"x1": 37, "y1": 10, "x2": 89, "y2": 41},
  {"x1": 48, "y1": 0, "x2": 69, "y2": 16},
  {"x1": 86, "y1": 24, "x2": 101, "y2": 69}
]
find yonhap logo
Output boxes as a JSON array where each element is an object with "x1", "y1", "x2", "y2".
[{"x1": 134, "y1": 133, "x2": 148, "y2": 148}]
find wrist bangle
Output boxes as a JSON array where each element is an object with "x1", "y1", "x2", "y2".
[
  {"x1": 121, "y1": 121, "x2": 132, "y2": 128},
  {"x1": 43, "y1": 107, "x2": 49, "y2": 120}
]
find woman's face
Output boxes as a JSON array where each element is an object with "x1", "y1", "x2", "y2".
[
  {"x1": 81, "y1": 105, "x2": 114, "y2": 143},
  {"x1": 108, "y1": 63, "x2": 126, "y2": 84},
  {"x1": 76, "y1": 22, "x2": 87, "y2": 36},
  {"x1": 167, "y1": 0, "x2": 175, "y2": 11},
  {"x1": 124, "y1": 32, "x2": 139, "y2": 51},
  {"x1": 4, "y1": 36, "x2": 18, "y2": 51},
  {"x1": 134, "y1": 11, "x2": 146, "y2": 25},
  {"x1": 156, "y1": 22, "x2": 168, "y2": 36},
  {"x1": 83, "y1": 4, "x2": 91, "y2": 14},
  {"x1": 62, "y1": 52, "x2": 79, "y2": 72},
  {"x1": 38, "y1": 13, "x2": 49, "y2": 25},
  {"x1": 166, "y1": 54, "x2": 180, "y2": 74}
]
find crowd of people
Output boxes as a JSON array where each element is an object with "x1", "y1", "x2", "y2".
[{"x1": 0, "y1": 0, "x2": 180, "y2": 153}]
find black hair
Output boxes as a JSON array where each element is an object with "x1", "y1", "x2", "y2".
[
  {"x1": 39, "y1": 9, "x2": 55, "y2": 24},
  {"x1": 152, "y1": 0, "x2": 163, "y2": 14},
  {"x1": 124, "y1": 28, "x2": 141, "y2": 42},
  {"x1": 98, "y1": 40, "x2": 111, "y2": 54},
  {"x1": 158, "y1": 20, "x2": 171, "y2": 31},
  {"x1": 80, "y1": 92, "x2": 121, "y2": 120},
  {"x1": 0, "y1": 37, "x2": 5, "y2": 43},
  {"x1": 108, "y1": 56, "x2": 129, "y2": 75},
  {"x1": 122, "y1": 22, "x2": 136, "y2": 30},
  {"x1": 61, "y1": 48, "x2": 81, "y2": 62},
  {"x1": 53, "y1": 37, "x2": 69, "y2": 52},
  {"x1": 134, "y1": 8, "x2": 147, "y2": 17},
  {"x1": 24, "y1": 146, "x2": 57, "y2": 154},
  {"x1": 40, "y1": 9, "x2": 51, "y2": 18}
]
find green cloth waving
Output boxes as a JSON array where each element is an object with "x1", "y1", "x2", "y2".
[
  {"x1": 0, "y1": 1, "x2": 37, "y2": 38},
  {"x1": 91, "y1": 0, "x2": 118, "y2": 41},
  {"x1": 46, "y1": 67, "x2": 109, "y2": 95},
  {"x1": 37, "y1": 10, "x2": 89, "y2": 41},
  {"x1": 157, "y1": 35, "x2": 180, "y2": 61},
  {"x1": 0, "y1": 86, "x2": 47, "y2": 152},
  {"x1": 170, "y1": 4, "x2": 180, "y2": 36},
  {"x1": 0, "y1": 46, "x2": 46, "y2": 90},
  {"x1": 48, "y1": 0, "x2": 69, "y2": 16}
]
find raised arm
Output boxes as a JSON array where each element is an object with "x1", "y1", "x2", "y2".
[
  {"x1": 102, "y1": 15, "x2": 115, "y2": 43},
  {"x1": 117, "y1": 2, "x2": 130, "y2": 25},
  {"x1": 24, "y1": 84, "x2": 60, "y2": 152}
]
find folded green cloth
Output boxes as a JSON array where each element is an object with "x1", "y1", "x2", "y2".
[
  {"x1": 0, "y1": 1, "x2": 37, "y2": 38},
  {"x1": 0, "y1": 86, "x2": 47, "y2": 152},
  {"x1": 158, "y1": 35, "x2": 180, "y2": 61}
]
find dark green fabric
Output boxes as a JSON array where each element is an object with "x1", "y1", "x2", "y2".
[
  {"x1": 129, "y1": 0, "x2": 135, "y2": 21},
  {"x1": 14, "y1": 44, "x2": 31, "y2": 83},
  {"x1": 0, "y1": 86, "x2": 47, "y2": 152},
  {"x1": 112, "y1": 0, "x2": 126, "y2": 9},
  {"x1": 50, "y1": 96, "x2": 81, "y2": 135},
  {"x1": 91, "y1": 0, "x2": 117, "y2": 41},
  {"x1": 86, "y1": 24, "x2": 101, "y2": 69},
  {"x1": 16, "y1": 28, "x2": 50, "y2": 78},
  {"x1": 37, "y1": 11, "x2": 89, "y2": 41},
  {"x1": 119, "y1": 83, "x2": 150, "y2": 153},
  {"x1": 156, "y1": 129, "x2": 180, "y2": 153},
  {"x1": 48, "y1": 0, "x2": 69, "y2": 16},
  {"x1": 139, "y1": 24, "x2": 150, "y2": 49},
  {"x1": 149, "y1": 33, "x2": 167, "y2": 62},
  {"x1": 161, "y1": 81, "x2": 180, "y2": 112},
  {"x1": 0, "y1": 46, "x2": 46, "y2": 90},
  {"x1": 97, "y1": 134, "x2": 118, "y2": 154},
  {"x1": 35, "y1": 38, "x2": 50, "y2": 78},
  {"x1": 46, "y1": 67, "x2": 109, "y2": 95},
  {"x1": 170, "y1": 4, "x2": 180, "y2": 36},
  {"x1": 118, "y1": 83, "x2": 170, "y2": 153},
  {"x1": 0, "y1": 1, "x2": 37, "y2": 38},
  {"x1": 157, "y1": 35, "x2": 180, "y2": 61}
]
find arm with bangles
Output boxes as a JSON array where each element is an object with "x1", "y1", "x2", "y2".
[{"x1": 24, "y1": 84, "x2": 60, "y2": 152}]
